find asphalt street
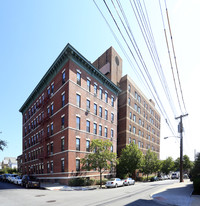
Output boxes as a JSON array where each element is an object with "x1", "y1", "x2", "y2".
[{"x1": 0, "y1": 180, "x2": 179, "y2": 206}]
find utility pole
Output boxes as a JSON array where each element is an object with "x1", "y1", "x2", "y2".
[{"x1": 175, "y1": 113, "x2": 188, "y2": 182}]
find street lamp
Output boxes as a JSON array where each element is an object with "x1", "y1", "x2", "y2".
[{"x1": 164, "y1": 135, "x2": 183, "y2": 183}]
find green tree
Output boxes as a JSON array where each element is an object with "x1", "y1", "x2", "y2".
[
  {"x1": 0, "y1": 139, "x2": 7, "y2": 151},
  {"x1": 162, "y1": 157, "x2": 174, "y2": 175},
  {"x1": 183, "y1": 155, "x2": 193, "y2": 173},
  {"x1": 117, "y1": 143, "x2": 143, "y2": 178},
  {"x1": 81, "y1": 139, "x2": 117, "y2": 188},
  {"x1": 142, "y1": 150, "x2": 159, "y2": 181},
  {"x1": 174, "y1": 157, "x2": 180, "y2": 171}
]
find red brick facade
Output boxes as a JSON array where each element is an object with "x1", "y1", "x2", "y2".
[{"x1": 19, "y1": 44, "x2": 120, "y2": 183}]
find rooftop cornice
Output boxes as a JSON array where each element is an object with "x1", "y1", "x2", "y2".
[{"x1": 19, "y1": 43, "x2": 121, "y2": 114}]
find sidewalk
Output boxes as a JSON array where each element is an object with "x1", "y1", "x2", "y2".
[{"x1": 151, "y1": 179, "x2": 200, "y2": 206}]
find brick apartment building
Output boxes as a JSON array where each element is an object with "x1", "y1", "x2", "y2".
[
  {"x1": 93, "y1": 47, "x2": 161, "y2": 158},
  {"x1": 19, "y1": 44, "x2": 160, "y2": 183},
  {"x1": 19, "y1": 44, "x2": 120, "y2": 183}
]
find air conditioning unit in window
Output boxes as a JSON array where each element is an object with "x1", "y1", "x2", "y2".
[
  {"x1": 111, "y1": 120, "x2": 114, "y2": 123},
  {"x1": 94, "y1": 93, "x2": 97, "y2": 97},
  {"x1": 86, "y1": 108, "x2": 90, "y2": 113}
]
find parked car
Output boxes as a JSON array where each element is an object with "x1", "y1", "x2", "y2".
[
  {"x1": 21, "y1": 175, "x2": 40, "y2": 188},
  {"x1": 122, "y1": 178, "x2": 135, "y2": 186},
  {"x1": 150, "y1": 176, "x2": 158, "y2": 181},
  {"x1": 157, "y1": 174, "x2": 163, "y2": 181},
  {"x1": 8, "y1": 174, "x2": 18, "y2": 183},
  {"x1": 13, "y1": 176, "x2": 22, "y2": 185},
  {"x1": 171, "y1": 172, "x2": 180, "y2": 179},
  {"x1": 3, "y1": 174, "x2": 11, "y2": 182},
  {"x1": 105, "y1": 178, "x2": 124, "y2": 188}
]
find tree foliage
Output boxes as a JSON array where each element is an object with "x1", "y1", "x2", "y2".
[
  {"x1": 81, "y1": 139, "x2": 117, "y2": 188},
  {"x1": 191, "y1": 153, "x2": 200, "y2": 179},
  {"x1": 0, "y1": 139, "x2": 7, "y2": 151},
  {"x1": 161, "y1": 157, "x2": 174, "y2": 175},
  {"x1": 142, "y1": 150, "x2": 160, "y2": 180},
  {"x1": 117, "y1": 143, "x2": 143, "y2": 178}
]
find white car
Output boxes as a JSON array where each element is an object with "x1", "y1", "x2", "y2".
[
  {"x1": 13, "y1": 176, "x2": 22, "y2": 185},
  {"x1": 105, "y1": 178, "x2": 124, "y2": 188},
  {"x1": 122, "y1": 178, "x2": 135, "y2": 186},
  {"x1": 8, "y1": 174, "x2": 18, "y2": 183}
]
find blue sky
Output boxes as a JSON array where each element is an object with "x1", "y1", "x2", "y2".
[{"x1": 0, "y1": 0, "x2": 199, "y2": 162}]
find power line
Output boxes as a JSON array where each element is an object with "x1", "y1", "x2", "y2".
[
  {"x1": 102, "y1": 0, "x2": 176, "y2": 135},
  {"x1": 164, "y1": 1, "x2": 187, "y2": 114}
]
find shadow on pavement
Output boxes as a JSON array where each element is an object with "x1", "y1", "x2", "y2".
[{"x1": 125, "y1": 199, "x2": 163, "y2": 206}]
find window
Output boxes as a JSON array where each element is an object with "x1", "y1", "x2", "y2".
[
  {"x1": 133, "y1": 139, "x2": 136, "y2": 144},
  {"x1": 133, "y1": 114, "x2": 136, "y2": 122},
  {"x1": 105, "y1": 127, "x2": 108, "y2": 137},
  {"x1": 139, "y1": 119, "x2": 141, "y2": 125},
  {"x1": 61, "y1": 159, "x2": 64, "y2": 172},
  {"x1": 99, "y1": 106, "x2": 102, "y2": 117},
  {"x1": 51, "y1": 84, "x2": 54, "y2": 94},
  {"x1": 61, "y1": 116, "x2": 65, "y2": 128},
  {"x1": 129, "y1": 112, "x2": 132, "y2": 119},
  {"x1": 87, "y1": 79, "x2": 91, "y2": 92},
  {"x1": 77, "y1": 72, "x2": 81, "y2": 86},
  {"x1": 105, "y1": 92, "x2": 108, "y2": 103},
  {"x1": 99, "y1": 88, "x2": 103, "y2": 99},
  {"x1": 47, "y1": 107, "x2": 50, "y2": 116},
  {"x1": 47, "y1": 162, "x2": 50, "y2": 173},
  {"x1": 135, "y1": 91, "x2": 138, "y2": 99},
  {"x1": 47, "y1": 87, "x2": 50, "y2": 96},
  {"x1": 86, "y1": 99, "x2": 90, "y2": 111},
  {"x1": 76, "y1": 159, "x2": 80, "y2": 171},
  {"x1": 129, "y1": 125, "x2": 131, "y2": 132},
  {"x1": 86, "y1": 140, "x2": 90, "y2": 152},
  {"x1": 129, "y1": 137, "x2": 131, "y2": 144},
  {"x1": 111, "y1": 96, "x2": 114, "y2": 107},
  {"x1": 76, "y1": 116, "x2": 80, "y2": 130},
  {"x1": 138, "y1": 95, "x2": 141, "y2": 103},
  {"x1": 134, "y1": 104, "x2": 137, "y2": 111},
  {"x1": 93, "y1": 123, "x2": 97, "y2": 134},
  {"x1": 111, "y1": 113, "x2": 114, "y2": 122},
  {"x1": 50, "y1": 142, "x2": 53, "y2": 154},
  {"x1": 76, "y1": 94, "x2": 81, "y2": 107},
  {"x1": 111, "y1": 145, "x2": 113, "y2": 152},
  {"x1": 47, "y1": 125, "x2": 50, "y2": 136},
  {"x1": 138, "y1": 107, "x2": 141, "y2": 113},
  {"x1": 138, "y1": 130, "x2": 141, "y2": 136},
  {"x1": 138, "y1": 141, "x2": 141, "y2": 148},
  {"x1": 86, "y1": 120, "x2": 90, "y2": 132},
  {"x1": 94, "y1": 103, "x2": 97, "y2": 115},
  {"x1": 51, "y1": 104, "x2": 54, "y2": 115},
  {"x1": 111, "y1": 129, "x2": 114, "y2": 138},
  {"x1": 99, "y1": 125, "x2": 102, "y2": 136},
  {"x1": 128, "y1": 84, "x2": 131, "y2": 92},
  {"x1": 76, "y1": 138, "x2": 80, "y2": 151},
  {"x1": 50, "y1": 161, "x2": 53, "y2": 173},
  {"x1": 133, "y1": 126, "x2": 136, "y2": 134},
  {"x1": 128, "y1": 98, "x2": 131, "y2": 106},
  {"x1": 105, "y1": 109, "x2": 108, "y2": 120},
  {"x1": 51, "y1": 123, "x2": 53, "y2": 135},
  {"x1": 62, "y1": 71, "x2": 65, "y2": 84},
  {"x1": 47, "y1": 144, "x2": 50, "y2": 155},
  {"x1": 94, "y1": 84, "x2": 97, "y2": 95},
  {"x1": 62, "y1": 93, "x2": 65, "y2": 107},
  {"x1": 61, "y1": 138, "x2": 64, "y2": 151}
]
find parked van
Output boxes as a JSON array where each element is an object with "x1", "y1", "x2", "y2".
[{"x1": 171, "y1": 172, "x2": 180, "y2": 179}]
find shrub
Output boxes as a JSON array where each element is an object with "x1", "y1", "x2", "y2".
[
  {"x1": 193, "y1": 176, "x2": 200, "y2": 194},
  {"x1": 68, "y1": 178, "x2": 95, "y2": 186},
  {"x1": 95, "y1": 179, "x2": 108, "y2": 185}
]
